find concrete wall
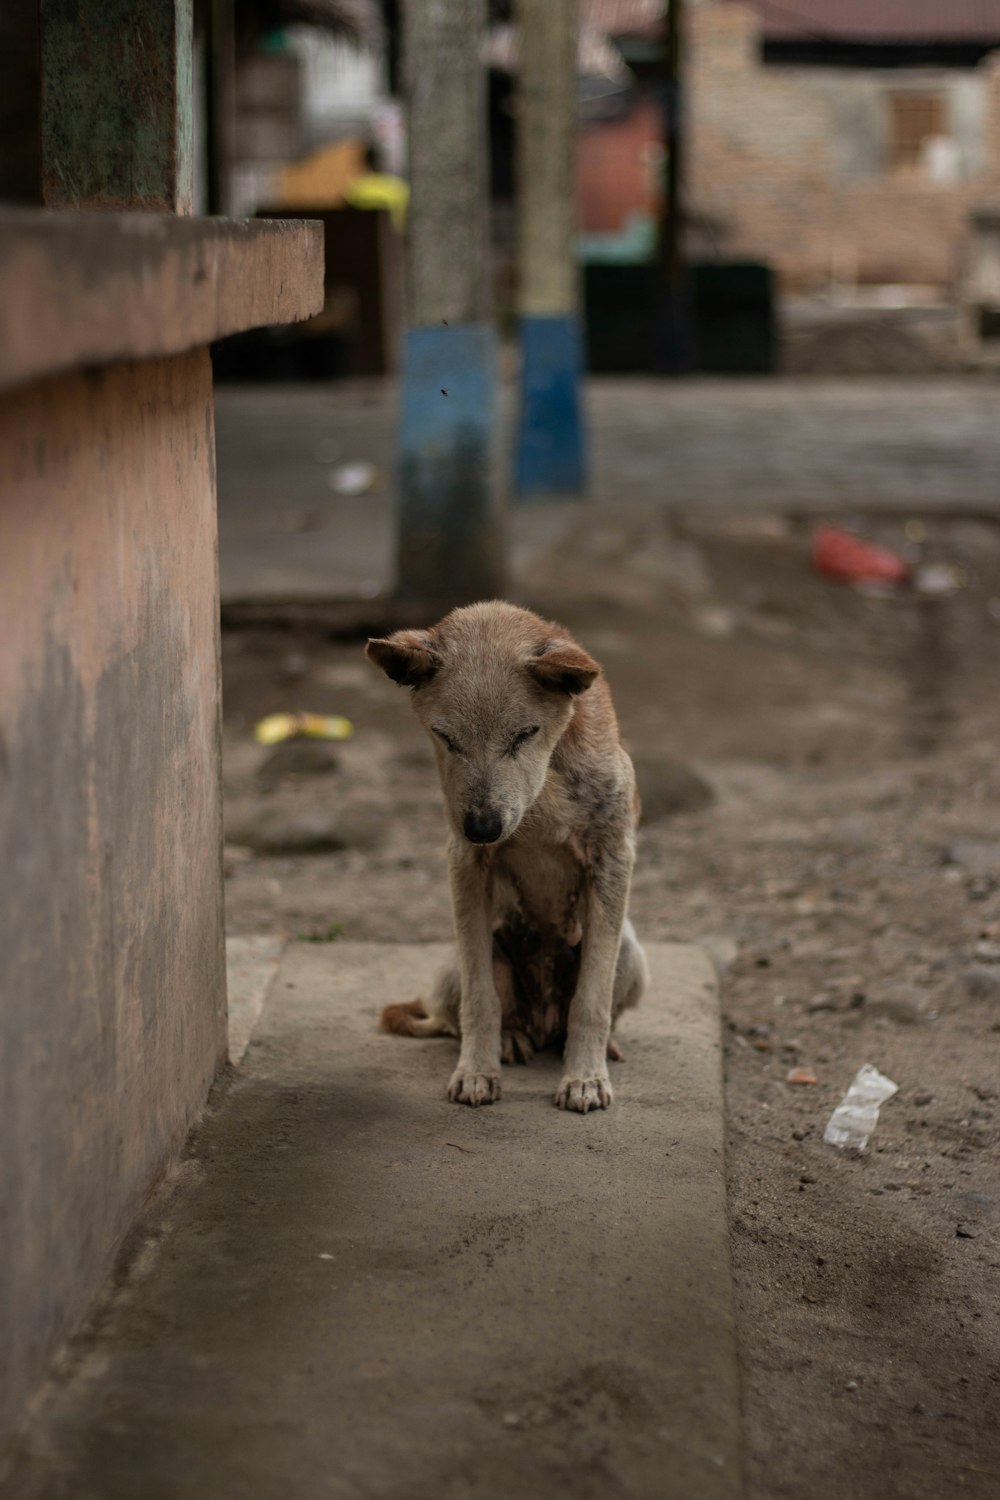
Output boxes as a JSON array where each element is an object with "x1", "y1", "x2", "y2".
[
  {"x1": 687, "y1": 2, "x2": 1000, "y2": 288},
  {"x1": 0, "y1": 349, "x2": 227, "y2": 1446}
]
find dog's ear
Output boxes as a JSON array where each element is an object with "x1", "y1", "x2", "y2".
[
  {"x1": 366, "y1": 630, "x2": 442, "y2": 688},
  {"x1": 527, "y1": 640, "x2": 600, "y2": 697}
]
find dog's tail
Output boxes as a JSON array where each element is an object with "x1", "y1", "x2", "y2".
[{"x1": 380, "y1": 998, "x2": 455, "y2": 1038}]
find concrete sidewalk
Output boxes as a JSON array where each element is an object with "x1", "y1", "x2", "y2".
[{"x1": 8, "y1": 941, "x2": 741, "y2": 1500}]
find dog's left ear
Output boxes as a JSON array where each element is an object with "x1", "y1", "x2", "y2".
[
  {"x1": 527, "y1": 640, "x2": 600, "y2": 697},
  {"x1": 366, "y1": 630, "x2": 442, "y2": 688}
]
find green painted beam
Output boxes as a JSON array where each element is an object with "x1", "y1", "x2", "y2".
[{"x1": 41, "y1": 0, "x2": 194, "y2": 212}]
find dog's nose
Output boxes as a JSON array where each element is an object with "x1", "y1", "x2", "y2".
[{"x1": 463, "y1": 808, "x2": 503, "y2": 845}]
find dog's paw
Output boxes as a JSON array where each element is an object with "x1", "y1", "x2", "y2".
[
  {"x1": 448, "y1": 1067, "x2": 501, "y2": 1107},
  {"x1": 555, "y1": 1074, "x2": 613, "y2": 1113}
]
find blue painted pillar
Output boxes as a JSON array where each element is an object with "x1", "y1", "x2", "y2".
[
  {"x1": 398, "y1": 325, "x2": 502, "y2": 604},
  {"x1": 514, "y1": 0, "x2": 586, "y2": 502},
  {"x1": 398, "y1": 0, "x2": 504, "y2": 604}
]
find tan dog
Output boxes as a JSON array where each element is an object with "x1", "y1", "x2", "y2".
[{"x1": 366, "y1": 601, "x2": 647, "y2": 1113}]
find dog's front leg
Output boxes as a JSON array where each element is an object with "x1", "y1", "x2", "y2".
[
  {"x1": 446, "y1": 840, "x2": 502, "y2": 1106},
  {"x1": 557, "y1": 840, "x2": 634, "y2": 1113}
]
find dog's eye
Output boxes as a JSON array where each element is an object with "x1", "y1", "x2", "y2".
[
  {"x1": 432, "y1": 727, "x2": 459, "y2": 753},
  {"x1": 509, "y1": 725, "x2": 540, "y2": 755}
]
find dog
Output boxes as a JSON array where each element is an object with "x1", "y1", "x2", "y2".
[{"x1": 366, "y1": 601, "x2": 647, "y2": 1113}]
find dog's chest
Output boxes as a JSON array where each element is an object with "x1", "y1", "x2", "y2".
[{"x1": 494, "y1": 837, "x2": 583, "y2": 941}]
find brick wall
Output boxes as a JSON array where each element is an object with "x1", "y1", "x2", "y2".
[{"x1": 688, "y1": 3, "x2": 1000, "y2": 289}]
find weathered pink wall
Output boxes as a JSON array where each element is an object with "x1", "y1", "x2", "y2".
[{"x1": 0, "y1": 349, "x2": 227, "y2": 1443}]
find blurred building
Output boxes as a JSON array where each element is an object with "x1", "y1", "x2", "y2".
[
  {"x1": 575, "y1": 0, "x2": 1000, "y2": 294},
  {"x1": 690, "y1": 0, "x2": 1000, "y2": 291}
]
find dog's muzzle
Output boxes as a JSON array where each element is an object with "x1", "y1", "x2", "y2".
[{"x1": 463, "y1": 808, "x2": 503, "y2": 845}]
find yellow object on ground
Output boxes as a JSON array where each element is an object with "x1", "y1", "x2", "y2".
[
  {"x1": 344, "y1": 173, "x2": 409, "y2": 233},
  {"x1": 254, "y1": 712, "x2": 354, "y2": 746}
]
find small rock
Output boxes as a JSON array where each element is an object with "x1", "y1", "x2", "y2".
[
  {"x1": 809, "y1": 988, "x2": 864, "y2": 1016},
  {"x1": 257, "y1": 741, "x2": 342, "y2": 786},
  {"x1": 632, "y1": 754, "x2": 715, "y2": 824},
  {"x1": 913, "y1": 1092, "x2": 934, "y2": 1107},
  {"x1": 792, "y1": 1128, "x2": 807, "y2": 1141},
  {"x1": 228, "y1": 804, "x2": 382, "y2": 854},
  {"x1": 845, "y1": 1380, "x2": 859, "y2": 1392},
  {"x1": 808, "y1": 993, "x2": 839, "y2": 1013},
  {"x1": 865, "y1": 987, "x2": 935, "y2": 1026},
  {"x1": 956, "y1": 1224, "x2": 976, "y2": 1239},
  {"x1": 963, "y1": 965, "x2": 1000, "y2": 1001},
  {"x1": 973, "y1": 939, "x2": 1000, "y2": 964},
  {"x1": 943, "y1": 840, "x2": 1000, "y2": 880}
]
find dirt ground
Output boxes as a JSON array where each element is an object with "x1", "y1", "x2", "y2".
[{"x1": 221, "y1": 506, "x2": 1000, "y2": 1500}]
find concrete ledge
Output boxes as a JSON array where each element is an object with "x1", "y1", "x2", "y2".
[
  {"x1": 0, "y1": 210, "x2": 324, "y2": 393},
  {"x1": 225, "y1": 935, "x2": 285, "y2": 1067},
  {"x1": 6, "y1": 941, "x2": 742, "y2": 1499}
]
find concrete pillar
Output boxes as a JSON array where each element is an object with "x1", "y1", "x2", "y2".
[
  {"x1": 513, "y1": 0, "x2": 586, "y2": 501},
  {"x1": 397, "y1": 0, "x2": 504, "y2": 605},
  {"x1": 40, "y1": 0, "x2": 194, "y2": 212}
]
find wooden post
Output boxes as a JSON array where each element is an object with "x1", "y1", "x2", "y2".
[
  {"x1": 40, "y1": 0, "x2": 194, "y2": 212},
  {"x1": 513, "y1": 0, "x2": 585, "y2": 501},
  {"x1": 655, "y1": 0, "x2": 694, "y2": 372},
  {"x1": 204, "y1": 0, "x2": 236, "y2": 216},
  {"x1": 397, "y1": 0, "x2": 504, "y2": 605}
]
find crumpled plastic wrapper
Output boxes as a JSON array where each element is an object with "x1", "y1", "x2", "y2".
[{"x1": 823, "y1": 1063, "x2": 898, "y2": 1151}]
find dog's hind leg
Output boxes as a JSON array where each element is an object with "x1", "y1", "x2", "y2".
[
  {"x1": 380, "y1": 960, "x2": 460, "y2": 1038},
  {"x1": 384, "y1": 950, "x2": 533, "y2": 1063},
  {"x1": 606, "y1": 918, "x2": 648, "y2": 1061}
]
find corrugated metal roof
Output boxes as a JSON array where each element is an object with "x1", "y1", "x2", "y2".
[{"x1": 721, "y1": 0, "x2": 1000, "y2": 44}]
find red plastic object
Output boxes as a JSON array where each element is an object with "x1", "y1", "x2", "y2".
[{"x1": 812, "y1": 527, "x2": 910, "y2": 585}]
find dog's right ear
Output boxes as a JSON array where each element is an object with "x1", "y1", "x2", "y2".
[{"x1": 366, "y1": 631, "x2": 442, "y2": 688}]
